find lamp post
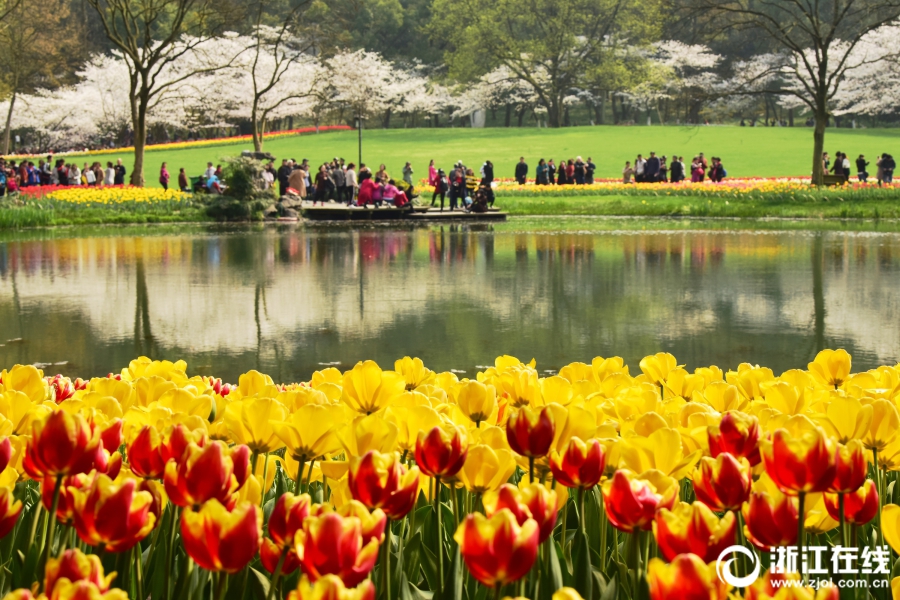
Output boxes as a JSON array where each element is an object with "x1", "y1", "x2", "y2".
[{"x1": 356, "y1": 114, "x2": 364, "y2": 168}]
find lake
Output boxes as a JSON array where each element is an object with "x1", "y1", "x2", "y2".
[{"x1": 2, "y1": 218, "x2": 899, "y2": 383}]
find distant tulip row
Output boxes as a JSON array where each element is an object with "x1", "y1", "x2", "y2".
[{"x1": 0, "y1": 350, "x2": 897, "y2": 600}]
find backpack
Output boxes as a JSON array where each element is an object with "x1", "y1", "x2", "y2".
[{"x1": 440, "y1": 176, "x2": 449, "y2": 193}]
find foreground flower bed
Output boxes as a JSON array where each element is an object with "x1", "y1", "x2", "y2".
[
  {"x1": 0, "y1": 350, "x2": 897, "y2": 600},
  {"x1": 16, "y1": 186, "x2": 194, "y2": 211}
]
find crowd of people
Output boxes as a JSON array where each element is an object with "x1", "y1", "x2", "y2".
[
  {"x1": 827, "y1": 151, "x2": 895, "y2": 184},
  {"x1": 0, "y1": 156, "x2": 131, "y2": 192},
  {"x1": 513, "y1": 156, "x2": 598, "y2": 185},
  {"x1": 620, "y1": 152, "x2": 726, "y2": 184},
  {"x1": 427, "y1": 160, "x2": 495, "y2": 212}
]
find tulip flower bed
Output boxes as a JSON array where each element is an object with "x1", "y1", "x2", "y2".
[
  {"x1": 1, "y1": 186, "x2": 206, "y2": 228},
  {"x1": 0, "y1": 350, "x2": 897, "y2": 600}
]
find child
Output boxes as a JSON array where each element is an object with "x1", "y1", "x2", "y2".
[{"x1": 623, "y1": 161, "x2": 635, "y2": 184}]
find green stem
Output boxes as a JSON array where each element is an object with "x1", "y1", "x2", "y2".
[
  {"x1": 797, "y1": 492, "x2": 806, "y2": 584},
  {"x1": 305, "y1": 458, "x2": 317, "y2": 494},
  {"x1": 265, "y1": 549, "x2": 287, "y2": 600},
  {"x1": 529, "y1": 457, "x2": 535, "y2": 483},
  {"x1": 599, "y1": 493, "x2": 608, "y2": 572},
  {"x1": 492, "y1": 584, "x2": 502, "y2": 600},
  {"x1": 628, "y1": 531, "x2": 640, "y2": 599},
  {"x1": 560, "y1": 492, "x2": 568, "y2": 551},
  {"x1": 260, "y1": 453, "x2": 270, "y2": 509},
  {"x1": 27, "y1": 499, "x2": 44, "y2": 560},
  {"x1": 214, "y1": 572, "x2": 228, "y2": 600},
  {"x1": 165, "y1": 505, "x2": 181, "y2": 600},
  {"x1": 381, "y1": 527, "x2": 391, "y2": 600},
  {"x1": 450, "y1": 484, "x2": 459, "y2": 531},
  {"x1": 135, "y1": 544, "x2": 144, "y2": 600},
  {"x1": 41, "y1": 476, "x2": 64, "y2": 574},
  {"x1": 293, "y1": 458, "x2": 305, "y2": 495},
  {"x1": 434, "y1": 479, "x2": 443, "y2": 593},
  {"x1": 577, "y1": 488, "x2": 586, "y2": 534},
  {"x1": 839, "y1": 492, "x2": 847, "y2": 549}
]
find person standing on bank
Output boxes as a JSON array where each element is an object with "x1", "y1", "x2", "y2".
[
  {"x1": 536, "y1": 159, "x2": 548, "y2": 184},
  {"x1": 856, "y1": 155, "x2": 869, "y2": 183},
  {"x1": 515, "y1": 156, "x2": 528, "y2": 184},
  {"x1": 547, "y1": 159, "x2": 556, "y2": 185},
  {"x1": 114, "y1": 159, "x2": 127, "y2": 185},
  {"x1": 277, "y1": 160, "x2": 291, "y2": 197},
  {"x1": 573, "y1": 156, "x2": 586, "y2": 185},
  {"x1": 585, "y1": 157, "x2": 596, "y2": 184},
  {"x1": 159, "y1": 162, "x2": 170, "y2": 191},
  {"x1": 645, "y1": 152, "x2": 660, "y2": 183}
]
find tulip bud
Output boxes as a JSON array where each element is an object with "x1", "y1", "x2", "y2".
[
  {"x1": 601, "y1": 469, "x2": 678, "y2": 533},
  {"x1": 647, "y1": 554, "x2": 729, "y2": 600},
  {"x1": 24, "y1": 411, "x2": 106, "y2": 479},
  {"x1": 453, "y1": 509, "x2": 539, "y2": 588},
  {"x1": 829, "y1": 440, "x2": 867, "y2": 493},
  {"x1": 160, "y1": 424, "x2": 207, "y2": 463},
  {"x1": 483, "y1": 483, "x2": 558, "y2": 543},
  {"x1": 287, "y1": 575, "x2": 375, "y2": 600},
  {"x1": 294, "y1": 511, "x2": 380, "y2": 587},
  {"x1": 47, "y1": 375, "x2": 76, "y2": 404},
  {"x1": 456, "y1": 380, "x2": 498, "y2": 426},
  {"x1": 0, "y1": 486, "x2": 22, "y2": 539},
  {"x1": 44, "y1": 549, "x2": 115, "y2": 594},
  {"x1": 824, "y1": 479, "x2": 878, "y2": 526},
  {"x1": 0, "y1": 437, "x2": 11, "y2": 474},
  {"x1": 653, "y1": 502, "x2": 736, "y2": 563},
  {"x1": 760, "y1": 427, "x2": 836, "y2": 494},
  {"x1": 742, "y1": 489, "x2": 798, "y2": 550},
  {"x1": 336, "y1": 501, "x2": 387, "y2": 546},
  {"x1": 549, "y1": 437, "x2": 605, "y2": 489},
  {"x1": 128, "y1": 426, "x2": 167, "y2": 479},
  {"x1": 415, "y1": 424, "x2": 468, "y2": 480},
  {"x1": 707, "y1": 411, "x2": 761, "y2": 466},
  {"x1": 268, "y1": 493, "x2": 312, "y2": 549},
  {"x1": 164, "y1": 441, "x2": 241, "y2": 509},
  {"x1": 506, "y1": 406, "x2": 555, "y2": 459},
  {"x1": 348, "y1": 451, "x2": 419, "y2": 520},
  {"x1": 692, "y1": 453, "x2": 751, "y2": 512},
  {"x1": 70, "y1": 474, "x2": 157, "y2": 552},
  {"x1": 181, "y1": 500, "x2": 262, "y2": 573}
]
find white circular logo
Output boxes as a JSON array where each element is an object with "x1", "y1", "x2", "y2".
[{"x1": 716, "y1": 545, "x2": 761, "y2": 588}]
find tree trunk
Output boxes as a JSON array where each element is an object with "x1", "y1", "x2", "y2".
[
  {"x1": 504, "y1": 104, "x2": 512, "y2": 127},
  {"x1": 517, "y1": 107, "x2": 525, "y2": 127},
  {"x1": 251, "y1": 98, "x2": 263, "y2": 151},
  {"x1": 596, "y1": 93, "x2": 605, "y2": 125},
  {"x1": 789, "y1": 108, "x2": 794, "y2": 127},
  {"x1": 3, "y1": 92, "x2": 16, "y2": 155},
  {"x1": 130, "y1": 87, "x2": 148, "y2": 187},
  {"x1": 383, "y1": 108, "x2": 392, "y2": 129},
  {"x1": 811, "y1": 102, "x2": 827, "y2": 185}
]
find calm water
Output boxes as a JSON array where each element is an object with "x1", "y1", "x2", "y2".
[{"x1": 2, "y1": 219, "x2": 900, "y2": 383}]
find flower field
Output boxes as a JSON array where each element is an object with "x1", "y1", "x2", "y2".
[
  {"x1": 3, "y1": 126, "x2": 352, "y2": 160},
  {"x1": 15, "y1": 186, "x2": 194, "y2": 211},
  {"x1": 423, "y1": 177, "x2": 900, "y2": 203},
  {"x1": 0, "y1": 351, "x2": 896, "y2": 600}
]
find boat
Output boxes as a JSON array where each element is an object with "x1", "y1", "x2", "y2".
[{"x1": 299, "y1": 202, "x2": 507, "y2": 222}]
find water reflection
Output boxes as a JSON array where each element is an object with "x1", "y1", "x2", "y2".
[{"x1": 1, "y1": 223, "x2": 899, "y2": 382}]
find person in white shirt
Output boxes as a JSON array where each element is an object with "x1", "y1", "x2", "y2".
[
  {"x1": 344, "y1": 163, "x2": 358, "y2": 204},
  {"x1": 69, "y1": 164, "x2": 81, "y2": 185},
  {"x1": 204, "y1": 162, "x2": 215, "y2": 180},
  {"x1": 635, "y1": 154, "x2": 646, "y2": 182},
  {"x1": 85, "y1": 166, "x2": 96, "y2": 185},
  {"x1": 105, "y1": 161, "x2": 116, "y2": 185}
]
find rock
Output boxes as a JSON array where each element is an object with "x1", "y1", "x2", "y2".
[
  {"x1": 281, "y1": 208, "x2": 299, "y2": 219},
  {"x1": 280, "y1": 197, "x2": 302, "y2": 209},
  {"x1": 263, "y1": 203, "x2": 278, "y2": 218}
]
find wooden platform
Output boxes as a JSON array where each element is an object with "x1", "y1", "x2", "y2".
[{"x1": 299, "y1": 203, "x2": 507, "y2": 222}]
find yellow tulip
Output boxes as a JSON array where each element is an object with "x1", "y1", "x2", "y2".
[
  {"x1": 456, "y1": 381, "x2": 497, "y2": 426},
  {"x1": 275, "y1": 387, "x2": 330, "y2": 411},
  {"x1": 0, "y1": 390, "x2": 48, "y2": 435},
  {"x1": 224, "y1": 398, "x2": 288, "y2": 453},
  {"x1": 763, "y1": 381, "x2": 808, "y2": 415},
  {"x1": 337, "y1": 414, "x2": 399, "y2": 456},
  {"x1": 808, "y1": 348, "x2": 852, "y2": 389},
  {"x1": 394, "y1": 356, "x2": 435, "y2": 390},
  {"x1": 539, "y1": 376, "x2": 574, "y2": 407},
  {"x1": 310, "y1": 367, "x2": 342, "y2": 388},
  {"x1": 663, "y1": 368, "x2": 705, "y2": 400},
  {"x1": 270, "y1": 404, "x2": 344, "y2": 463},
  {"x1": 726, "y1": 364, "x2": 775, "y2": 401},
  {"x1": 0, "y1": 365, "x2": 46, "y2": 403},
  {"x1": 591, "y1": 356, "x2": 629, "y2": 384},
  {"x1": 133, "y1": 376, "x2": 177, "y2": 408},
  {"x1": 862, "y1": 398, "x2": 900, "y2": 451},
  {"x1": 619, "y1": 427, "x2": 701, "y2": 480},
  {"x1": 881, "y1": 504, "x2": 900, "y2": 554},
  {"x1": 236, "y1": 370, "x2": 275, "y2": 398},
  {"x1": 691, "y1": 382, "x2": 746, "y2": 413},
  {"x1": 803, "y1": 492, "x2": 838, "y2": 535},
  {"x1": 456, "y1": 445, "x2": 516, "y2": 493},
  {"x1": 341, "y1": 361, "x2": 405, "y2": 414},
  {"x1": 384, "y1": 406, "x2": 443, "y2": 452},
  {"x1": 610, "y1": 384, "x2": 661, "y2": 422},
  {"x1": 639, "y1": 353, "x2": 678, "y2": 385},
  {"x1": 557, "y1": 362, "x2": 593, "y2": 386},
  {"x1": 123, "y1": 357, "x2": 188, "y2": 383},
  {"x1": 813, "y1": 395, "x2": 872, "y2": 443}
]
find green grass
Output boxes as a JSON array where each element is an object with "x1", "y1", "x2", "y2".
[
  {"x1": 49, "y1": 126, "x2": 900, "y2": 187},
  {"x1": 501, "y1": 194, "x2": 900, "y2": 219},
  {"x1": 0, "y1": 205, "x2": 210, "y2": 229}
]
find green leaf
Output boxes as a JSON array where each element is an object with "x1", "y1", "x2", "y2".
[
  {"x1": 248, "y1": 567, "x2": 271, "y2": 600},
  {"x1": 449, "y1": 545, "x2": 463, "y2": 600},
  {"x1": 599, "y1": 572, "x2": 617, "y2": 600},
  {"x1": 572, "y1": 530, "x2": 594, "y2": 600}
]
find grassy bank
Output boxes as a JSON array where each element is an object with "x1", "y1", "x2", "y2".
[
  {"x1": 0, "y1": 205, "x2": 210, "y2": 228},
  {"x1": 499, "y1": 194, "x2": 900, "y2": 219},
  {"x1": 23, "y1": 125, "x2": 900, "y2": 186}
]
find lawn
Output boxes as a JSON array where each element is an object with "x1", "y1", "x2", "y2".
[{"x1": 46, "y1": 125, "x2": 900, "y2": 187}]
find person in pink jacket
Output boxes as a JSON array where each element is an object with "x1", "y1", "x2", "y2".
[{"x1": 159, "y1": 162, "x2": 170, "y2": 191}]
